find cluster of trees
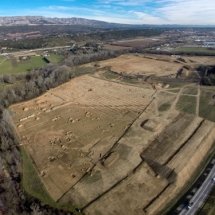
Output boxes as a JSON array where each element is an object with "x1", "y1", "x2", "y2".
[
  {"x1": 197, "y1": 65, "x2": 215, "y2": 85},
  {"x1": 0, "y1": 64, "x2": 74, "y2": 107},
  {"x1": 64, "y1": 49, "x2": 127, "y2": 66},
  {"x1": 71, "y1": 29, "x2": 164, "y2": 42}
]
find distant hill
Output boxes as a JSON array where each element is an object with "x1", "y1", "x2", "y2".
[{"x1": 0, "y1": 16, "x2": 130, "y2": 28}]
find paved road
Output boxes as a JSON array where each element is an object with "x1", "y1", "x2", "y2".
[{"x1": 179, "y1": 159, "x2": 215, "y2": 215}]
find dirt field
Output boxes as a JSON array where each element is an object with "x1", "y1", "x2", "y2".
[
  {"x1": 11, "y1": 75, "x2": 154, "y2": 201},
  {"x1": 86, "y1": 54, "x2": 215, "y2": 78},
  {"x1": 10, "y1": 54, "x2": 215, "y2": 215}
]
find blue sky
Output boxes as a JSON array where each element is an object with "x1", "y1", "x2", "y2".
[{"x1": 1, "y1": 0, "x2": 215, "y2": 25}]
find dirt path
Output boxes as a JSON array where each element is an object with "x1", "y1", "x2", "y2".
[
  {"x1": 169, "y1": 83, "x2": 197, "y2": 111},
  {"x1": 196, "y1": 84, "x2": 200, "y2": 116},
  {"x1": 0, "y1": 57, "x2": 6, "y2": 65},
  {"x1": 195, "y1": 70, "x2": 201, "y2": 79}
]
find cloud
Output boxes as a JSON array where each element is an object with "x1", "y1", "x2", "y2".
[
  {"x1": 157, "y1": 0, "x2": 215, "y2": 25},
  {"x1": 129, "y1": 11, "x2": 168, "y2": 24}
]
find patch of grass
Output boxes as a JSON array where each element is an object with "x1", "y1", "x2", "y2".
[
  {"x1": 121, "y1": 78, "x2": 138, "y2": 84},
  {"x1": 199, "y1": 89, "x2": 215, "y2": 122},
  {"x1": 21, "y1": 146, "x2": 81, "y2": 214},
  {"x1": 0, "y1": 56, "x2": 47, "y2": 75},
  {"x1": 168, "y1": 82, "x2": 186, "y2": 88},
  {"x1": 176, "y1": 95, "x2": 196, "y2": 115},
  {"x1": 102, "y1": 71, "x2": 119, "y2": 80},
  {"x1": 21, "y1": 146, "x2": 55, "y2": 204},
  {"x1": 83, "y1": 171, "x2": 102, "y2": 184},
  {"x1": 166, "y1": 88, "x2": 181, "y2": 93},
  {"x1": 176, "y1": 47, "x2": 215, "y2": 54},
  {"x1": 75, "y1": 66, "x2": 96, "y2": 75},
  {"x1": 45, "y1": 53, "x2": 63, "y2": 63},
  {"x1": 209, "y1": 205, "x2": 215, "y2": 215},
  {"x1": 0, "y1": 56, "x2": 6, "y2": 64},
  {"x1": 182, "y1": 87, "x2": 198, "y2": 95},
  {"x1": 158, "y1": 103, "x2": 171, "y2": 112}
]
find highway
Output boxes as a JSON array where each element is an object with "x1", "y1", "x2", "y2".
[{"x1": 179, "y1": 158, "x2": 215, "y2": 215}]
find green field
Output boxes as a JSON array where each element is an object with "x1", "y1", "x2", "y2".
[
  {"x1": 102, "y1": 71, "x2": 119, "y2": 80},
  {"x1": 176, "y1": 47, "x2": 215, "y2": 54},
  {"x1": 199, "y1": 89, "x2": 215, "y2": 122},
  {"x1": 182, "y1": 87, "x2": 198, "y2": 95},
  {"x1": 158, "y1": 102, "x2": 171, "y2": 112},
  {"x1": 176, "y1": 95, "x2": 196, "y2": 115},
  {"x1": 0, "y1": 56, "x2": 47, "y2": 75},
  {"x1": 0, "y1": 56, "x2": 6, "y2": 63}
]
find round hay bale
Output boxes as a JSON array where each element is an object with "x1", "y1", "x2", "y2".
[{"x1": 23, "y1": 108, "x2": 28, "y2": 111}]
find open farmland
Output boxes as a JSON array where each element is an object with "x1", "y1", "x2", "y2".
[
  {"x1": 10, "y1": 54, "x2": 215, "y2": 215},
  {"x1": 0, "y1": 55, "x2": 47, "y2": 74},
  {"x1": 89, "y1": 54, "x2": 215, "y2": 77},
  {"x1": 10, "y1": 75, "x2": 154, "y2": 202}
]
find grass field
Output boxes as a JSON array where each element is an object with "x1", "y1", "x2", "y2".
[
  {"x1": 0, "y1": 56, "x2": 47, "y2": 75},
  {"x1": 158, "y1": 102, "x2": 171, "y2": 112},
  {"x1": 199, "y1": 89, "x2": 215, "y2": 122},
  {"x1": 0, "y1": 56, "x2": 6, "y2": 63},
  {"x1": 176, "y1": 95, "x2": 196, "y2": 115},
  {"x1": 176, "y1": 47, "x2": 215, "y2": 54},
  {"x1": 45, "y1": 53, "x2": 63, "y2": 63},
  {"x1": 102, "y1": 71, "x2": 119, "y2": 80},
  {"x1": 168, "y1": 82, "x2": 186, "y2": 88},
  {"x1": 167, "y1": 88, "x2": 181, "y2": 93},
  {"x1": 182, "y1": 87, "x2": 198, "y2": 95}
]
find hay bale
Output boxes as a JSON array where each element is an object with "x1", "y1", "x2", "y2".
[
  {"x1": 28, "y1": 114, "x2": 35, "y2": 118},
  {"x1": 20, "y1": 117, "x2": 28, "y2": 122},
  {"x1": 23, "y1": 108, "x2": 28, "y2": 111}
]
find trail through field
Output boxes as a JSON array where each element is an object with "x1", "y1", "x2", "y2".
[
  {"x1": 169, "y1": 83, "x2": 197, "y2": 111},
  {"x1": 196, "y1": 84, "x2": 200, "y2": 116},
  {"x1": 0, "y1": 58, "x2": 6, "y2": 65}
]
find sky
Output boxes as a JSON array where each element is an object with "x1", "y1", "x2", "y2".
[{"x1": 0, "y1": 0, "x2": 215, "y2": 25}]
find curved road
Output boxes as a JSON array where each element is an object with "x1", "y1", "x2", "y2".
[{"x1": 179, "y1": 158, "x2": 215, "y2": 215}]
